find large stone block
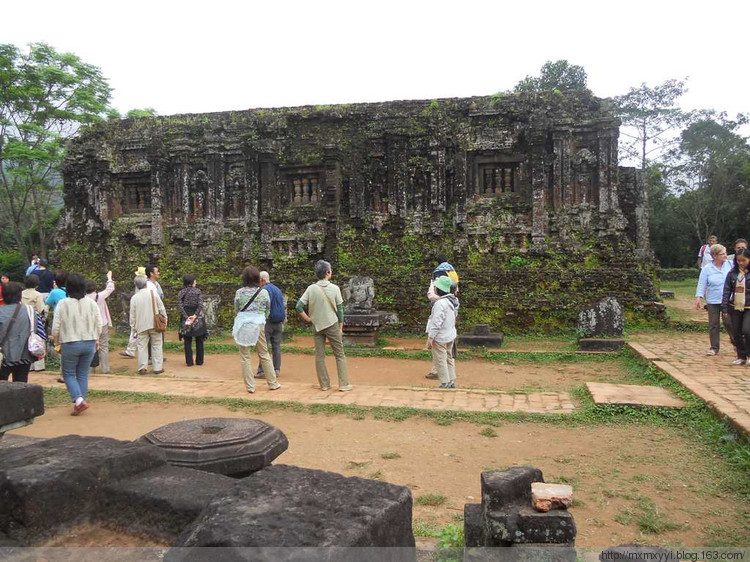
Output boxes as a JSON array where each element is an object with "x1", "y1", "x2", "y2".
[
  {"x1": 481, "y1": 466, "x2": 543, "y2": 512},
  {"x1": 485, "y1": 508, "x2": 576, "y2": 545},
  {"x1": 458, "y1": 325, "x2": 504, "y2": 348},
  {"x1": 0, "y1": 435, "x2": 166, "y2": 544},
  {"x1": 99, "y1": 465, "x2": 235, "y2": 541},
  {"x1": 577, "y1": 297, "x2": 624, "y2": 338},
  {"x1": 0, "y1": 382, "x2": 44, "y2": 431},
  {"x1": 174, "y1": 464, "x2": 415, "y2": 548},
  {"x1": 139, "y1": 417, "x2": 288, "y2": 477},
  {"x1": 464, "y1": 503, "x2": 485, "y2": 547}
]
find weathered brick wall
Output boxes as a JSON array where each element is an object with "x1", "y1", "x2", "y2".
[{"x1": 56, "y1": 92, "x2": 661, "y2": 333}]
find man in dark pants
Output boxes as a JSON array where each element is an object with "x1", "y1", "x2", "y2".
[{"x1": 256, "y1": 271, "x2": 286, "y2": 379}]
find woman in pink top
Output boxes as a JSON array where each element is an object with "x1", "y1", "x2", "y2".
[{"x1": 85, "y1": 271, "x2": 115, "y2": 373}]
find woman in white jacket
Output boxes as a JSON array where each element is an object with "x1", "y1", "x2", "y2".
[{"x1": 425, "y1": 275, "x2": 459, "y2": 389}]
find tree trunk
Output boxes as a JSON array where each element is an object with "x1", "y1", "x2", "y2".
[{"x1": 640, "y1": 119, "x2": 648, "y2": 171}]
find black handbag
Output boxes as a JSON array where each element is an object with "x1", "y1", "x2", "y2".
[{"x1": 90, "y1": 350, "x2": 100, "y2": 368}]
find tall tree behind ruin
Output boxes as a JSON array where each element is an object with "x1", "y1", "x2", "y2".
[
  {"x1": 0, "y1": 43, "x2": 113, "y2": 260},
  {"x1": 513, "y1": 60, "x2": 588, "y2": 92},
  {"x1": 666, "y1": 115, "x2": 750, "y2": 248},
  {"x1": 615, "y1": 79, "x2": 693, "y2": 170}
]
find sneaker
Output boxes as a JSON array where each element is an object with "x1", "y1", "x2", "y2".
[
  {"x1": 57, "y1": 377, "x2": 65, "y2": 384},
  {"x1": 153, "y1": 370, "x2": 164, "y2": 375},
  {"x1": 732, "y1": 359, "x2": 745, "y2": 366},
  {"x1": 71, "y1": 400, "x2": 89, "y2": 416},
  {"x1": 339, "y1": 385, "x2": 353, "y2": 392},
  {"x1": 320, "y1": 386, "x2": 330, "y2": 391},
  {"x1": 254, "y1": 372, "x2": 265, "y2": 379},
  {"x1": 247, "y1": 388, "x2": 256, "y2": 394},
  {"x1": 269, "y1": 382, "x2": 282, "y2": 391},
  {"x1": 706, "y1": 349, "x2": 718, "y2": 356},
  {"x1": 138, "y1": 368, "x2": 147, "y2": 375},
  {"x1": 119, "y1": 351, "x2": 134, "y2": 358},
  {"x1": 438, "y1": 382, "x2": 454, "y2": 389},
  {"x1": 424, "y1": 372, "x2": 439, "y2": 380}
]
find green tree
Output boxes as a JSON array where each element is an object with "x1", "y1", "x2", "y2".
[
  {"x1": 125, "y1": 107, "x2": 158, "y2": 118},
  {"x1": 664, "y1": 115, "x2": 750, "y2": 254},
  {"x1": 615, "y1": 79, "x2": 692, "y2": 169},
  {"x1": 0, "y1": 42, "x2": 113, "y2": 260},
  {"x1": 646, "y1": 165, "x2": 696, "y2": 267},
  {"x1": 514, "y1": 60, "x2": 588, "y2": 93}
]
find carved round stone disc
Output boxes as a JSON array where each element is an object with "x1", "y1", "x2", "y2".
[{"x1": 139, "y1": 417, "x2": 288, "y2": 477}]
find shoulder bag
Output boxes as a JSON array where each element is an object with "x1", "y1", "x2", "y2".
[
  {"x1": 151, "y1": 291, "x2": 168, "y2": 333},
  {"x1": 26, "y1": 305, "x2": 46, "y2": 359}
]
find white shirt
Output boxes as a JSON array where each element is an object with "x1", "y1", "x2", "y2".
[{"x1": 146, "y1": 279, "x2": 164, "y2": 300}]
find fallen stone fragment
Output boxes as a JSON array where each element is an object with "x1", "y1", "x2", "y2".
[{"x1": 531, "y1": 482, "x2": 573, "y2": 512}]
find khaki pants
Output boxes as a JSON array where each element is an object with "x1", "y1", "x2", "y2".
[
  {"x1": 239, "y1": 328, "x2": 278, "y2": 391},
  {"x1": 137, "y1": 330, "x2": 163, "y2": 372},
  {"x1": 99, "y1": 326, "x2": 110, "y2": 373},
  {"x1": 313, "y1": 323, "x2": 349, "y2": 389},
  {"x1": 432, "y1": 339, "x2": 456, "y2": 384}
]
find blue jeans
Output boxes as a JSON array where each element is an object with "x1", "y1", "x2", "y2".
[{"x1": 61, "y1": 340, "x2": 96, "y2": 402}]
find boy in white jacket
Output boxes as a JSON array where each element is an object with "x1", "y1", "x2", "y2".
[{"x1": 426, "y1": 276, "x2": 459, "y2": 389}]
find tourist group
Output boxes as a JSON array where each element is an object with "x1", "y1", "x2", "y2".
[
  {"x1": 0, "y1": 255, "x2": 460, "y2": 416},
  {"x1": 694, "y1": 236, "x2": 750, "y2": 364}
]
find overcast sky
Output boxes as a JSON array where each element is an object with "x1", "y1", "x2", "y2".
[{"x1": 4, "y1": 0, "x2": 748, "y2": 121}]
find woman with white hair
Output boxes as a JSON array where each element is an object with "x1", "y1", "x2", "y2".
[{"x1": 695, "y1": 243, "x2": 732, "y2": 355}]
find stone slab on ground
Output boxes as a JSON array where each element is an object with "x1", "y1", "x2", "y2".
[
  {"x1": 174, "y1": 464, "x2": 415, "y2": 548},
  {"x1": 458, "y1": 324, "x2": 504, "y2": 348},
  {"x1": 99, "y1": 465, "x2": 235, "y2": 541},
  {"x1": 0, "y1": 435, "x2": 166, "y2": 544},
  {"x1": 0, "y1": 382, "x2": 44, "y2": 429},
  {"x1": 586, "y1": 382, "x2": 685, "y2": 408},
  {"x1": 577, "y1": 338, "x2": 625, "y2": 351},
  {"x1": 29, "y1": 372, "x2": 576, "y2": 415}
]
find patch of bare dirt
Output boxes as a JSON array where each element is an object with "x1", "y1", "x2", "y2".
[{"x1": 15, "y1": 401, "x2": 747, "y2": 548}]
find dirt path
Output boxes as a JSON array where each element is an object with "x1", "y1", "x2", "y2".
[
  {"x1": 14, "y1": 400, "x2": 747, "y2": 548},
  {"x1": 99, "y1": 349, "x2": 633, "y2": 394}
]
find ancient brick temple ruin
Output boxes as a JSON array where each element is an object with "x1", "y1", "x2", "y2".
[{"x1": 57, "y1": 91, "x2": 659, "y2": 330}]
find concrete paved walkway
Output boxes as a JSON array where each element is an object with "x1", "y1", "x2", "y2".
[
  {"x1": 630, "y1": 333, "x2": 750, "y2": 437},
  {"x1": 31, "y1": 372, "x2": 575, "y2": 415}
]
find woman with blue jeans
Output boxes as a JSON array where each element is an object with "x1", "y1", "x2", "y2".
[{"x1": 51, "y1": 273, "x2": 102, "y2": 415}]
